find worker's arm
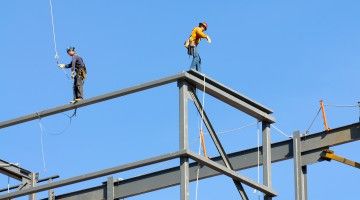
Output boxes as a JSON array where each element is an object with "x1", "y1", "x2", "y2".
[{"x1": 195, "y1": 28, "x2": 208, "y2": 38}]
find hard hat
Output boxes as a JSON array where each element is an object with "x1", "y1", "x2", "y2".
[
  {"x1": 199, "y1": 22, "x2": 208, "y2": 30},
  {"x1": 66, "y1": 46, "x2": 75, "y2": 52}
]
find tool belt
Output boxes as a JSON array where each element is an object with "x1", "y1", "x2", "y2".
[
  {"x1": 76, "y1": 66, "x2": 87, "y2": 80},
  {"x1": 187, "y1": 45, "x2": 195, "y2": 56}
]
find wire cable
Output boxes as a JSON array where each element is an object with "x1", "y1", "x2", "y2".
[
  {"x1": 195, "y1": 74, "x2": 206, "y2": 200},
  {"x1": 271, "y1": 124, "x2": 292, "y2": 138},
  {"x1": 49, "y1": 0, "x2": 70, "y2": 79},
  {"x1": 37, "y1": 117, "x2": 47, "y2": 172},
  {"x1": 305, "y1": 107, "x2": 321, "y2": 134}
]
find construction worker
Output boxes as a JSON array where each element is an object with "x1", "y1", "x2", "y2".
[
  {"x1": 58, "y1": 47, "x2": 87, "y2": 104},
  {"x1": 185, "y1": 22, "x2": 211, "y2": 72}
]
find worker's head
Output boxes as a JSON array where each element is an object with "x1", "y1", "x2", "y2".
[
  {"x1": 199, "y1": 22, "x2": 208, "y2": 31},
  {"x1": 66, "y1": 46, "x2": 76, "y2": 56}
]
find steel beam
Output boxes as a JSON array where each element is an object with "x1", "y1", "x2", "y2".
[
  {"x1": 0, "y1": 70, "x2": 275, "y2": 128},
  {"x1": 0, "y1": 73, "x2": 186, "y2": 129},
  {"x1": 0, "y1": 150, "x2": 186, "y2": 199},
  {"x1": 186, "y1": 69, "x2": 273, "y2": 114},
  {"x1": 37, "y1": 122, "x2": 360, "y2": 200},
  {"x1": 184, "y1": 71, "x2": 275, "y2": 123},
  {"x1": 262, "y1": 122, "x2": 272, "y2": 200},
  {"x1": 293, "y1": 132, "x2": 306, "y2": 200},
  {"x1": 0, "y1": 175, "x2": 59, "y2": 193},
  {"x1": 189, "y1": 90, "x2": 249, "y2": 199},
  {"x1": 106, "y1": 176, "x2": 114, "y2": 200},
  {"x1": 0, "y1": 159, "x2": 32, "y2": 181},
  {"x1": 187, "y1": 151, "x2": 277, "y2": 197}
]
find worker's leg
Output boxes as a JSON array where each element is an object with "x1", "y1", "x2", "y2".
[
  {"x1": 190, "y1": 47, "x2": 201, "y2": 71},
  {"x1": 72, "y1": 78, "x2": 77, "y2": 100},
  {"x1": 73, "y1": 75, "x2": 84, "y2": 100},
  {"x1": 76, "y1": 75, "x2": 84, "y2": 99}
]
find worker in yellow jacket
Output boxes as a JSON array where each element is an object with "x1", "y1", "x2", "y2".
[{"x1": 185, "y1": 22, "x2": 211, "y2": 72}]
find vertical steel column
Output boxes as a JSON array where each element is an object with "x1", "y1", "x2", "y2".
[
  {"x1": 48, "y1": 178, "x2": 55, "y2": 200},
  {"x1": 293, "y1": 131, "x2": 307, "y2": 200},
  {"x1": 179, "y1": 81, "x2": 189, "y2": 200},
  {"x1": 107, "y1": 176, "x2": 114, "y2": 200},
  {"x1": 28, "y1": 173, "x2": 37, "y2": 200},
  {"x1": 301, "y1": 166, "x2": 308, "y2": 200},
  {"x1": 262, "y1": 122, "x2": 272, "y2": 200}
]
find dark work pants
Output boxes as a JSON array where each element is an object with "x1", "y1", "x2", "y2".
[{"x1": 73, "y1": 75, "x2": 84, "y2": 99}]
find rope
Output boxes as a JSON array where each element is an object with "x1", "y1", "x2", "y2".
[
  {"x1": 305, "y1": 107, "x2": 321, "y2": 134},
  {"x1": 253, "y1": 121, "x2": 261, "y2": 198},
  {"x1": 325, "y1": 104, "x2": 358, "y2": 108},
  {"x1": 7, "y1": 176, "x2": 10, "y2": 193},
  {"x1": 37, "y1": 110, "x2": 77, "y2": 136},
  {"x1": 49, "y1": 0, "x2": 70, "y2": 79},
  {"x1": 271, "y1": 124, "x2": 292, "y2": 138},
  {"x1": 195, "y1": 75, "x2": 207, "y2": 200},
  {"x1": 217, "y1": 122, "x2": 258, "y2": 135},
  {"x1": 35, "y1": 109, "x2": 77, "y2": 172},
  {"x1": 36, "y1": 114, "x2": 47, "y2": 172}
]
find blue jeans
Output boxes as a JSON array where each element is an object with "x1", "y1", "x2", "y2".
[{"x1": 190, "y1": 46, "x2": 201, "y2": 72}]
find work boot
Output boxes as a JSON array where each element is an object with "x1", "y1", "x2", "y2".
[{"x1": 69, "y1": 98, "x2": 83, "y2": 104}]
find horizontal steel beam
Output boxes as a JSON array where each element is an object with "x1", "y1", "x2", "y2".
[
  {"x1": 0, "y1": 175, "x2": 59, "y2": 193},
  {"x1": 0, "y1": 73, "x2": 186, "y2": 129},
  {"x1": 187, "y1": 69, "x2": 273, "y2": 114},
  {"x1": 0, "y1": 159, "x2": 32, "y2": 181},
  {"x1": 48, "y1": 123, "x2": 360, "y2": 200},
  {"x1": 184, "y1": 72, "x2": 275, "y2": 123},
  {"x1": 0, "y1": 151, "x2": 186, "y2": 199},
  {"x1": 187, "y1": 151, "x2": 277, "y2": 196},
  {"x1": 0, "y1": 71, "x2": 275, "y2": 129}
]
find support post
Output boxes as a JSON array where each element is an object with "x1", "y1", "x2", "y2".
[
  {"x1": 48, "y1": 178, "x2": 55, "y2": 200},
  {"x1": 293, "y1": 131, "x2": 307, "y2": 200},
  {"x1": 106, "y1": 176, "x2": 114, "y2": 200},
  {"x1": 179, "y1": 81, "x2": 189, "y2": 200},
  {"x1": 301, "y1": 166, "x2": 308, "y2": 200},
  {"x1": 262, "y1": 122, "x2": 272, "y2": 200},
  {"x1": 29, "y1": 173, "x2": 37, "y2": 200}
]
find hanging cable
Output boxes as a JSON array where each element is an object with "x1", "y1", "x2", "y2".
[
  {"x1": 253, "y1": 121, "x2": 261, "y2": 199},
  {"x1": 36, "y1": 115, "x2": 47, "y2": 172},
  {"x1": 217, "y1": 122, "x2": 258, "y2": 135},
  {"x1": 304, "y1": 107, "x2": 321, "y2": 134},
  {"x1": 271, "y1": 124, "x2": 292, "y2": 138},
  {"x1": 195, "y1": 74, "x2": 207, "y2": 200},
  {"x1": 7, "y1": 176, "x2": 10, "y2": 193},
  {"x1": 49, "y1": 0, "x2": 70, "y2": 79}
]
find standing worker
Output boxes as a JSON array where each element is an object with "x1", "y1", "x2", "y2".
[
  {"x1": 58, "y1": 47, "x2": 87, "y2": 104},
  {"x1": 185, "y1": 22, "x2": 211, "y2": 72}
]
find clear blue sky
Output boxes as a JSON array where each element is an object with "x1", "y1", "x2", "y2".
[{"x1": 1, "y1": 0, "x2": 360, "y2": 199}]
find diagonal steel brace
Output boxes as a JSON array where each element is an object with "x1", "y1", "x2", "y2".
[{"x1": 189, "y1": 89, "x2": 249, "y2": 200}]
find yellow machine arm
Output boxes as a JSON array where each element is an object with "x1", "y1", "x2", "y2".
[{"x1": 321, "y1": 149, "x2": 360, "y2": 169}]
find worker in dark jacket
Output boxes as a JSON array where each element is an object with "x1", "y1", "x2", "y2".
[
  {"x1": 58, "y1": 47, "x2": 87, "y2": 104},
  {"x1": 185, "y1": 22, "x2": 211, "y2": 72}
]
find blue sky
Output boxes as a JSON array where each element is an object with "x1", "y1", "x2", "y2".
[{"x1": 1, "y1": 0, "x2": 360, "y2": 199}]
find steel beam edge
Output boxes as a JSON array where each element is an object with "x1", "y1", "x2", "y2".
[
  {"x1": 0, "y1": 150, "x2": 187, "y2": 200},
  {"x1": 186, "y1": 151, "x2": 277, "y2": 197},
  {"x1": 0, "y1": 159, "x2": 32, "y2": 181},
  {"x1": 184, "y1": 72, "x2": 275, "y2": 123},
  {"x1": 186, "y1": 69, "x2": 273, "y2": 114},
  {"x1": 42, "y1": 122, "x2": 360, "y2": 200},
  {"x1": 0, "y1": 72, "x2": 187, "y2": 129}
]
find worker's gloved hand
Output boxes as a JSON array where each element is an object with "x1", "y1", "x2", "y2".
[
  {"x1": 71, "y1": 71, "x2": 76, "y2": 79},
  {"x1": 206, "y1": 36, "x2": 212, "y2": 44},
  {"x1": 58, "y1": 64, "x2": 66, "y2": 68}
]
